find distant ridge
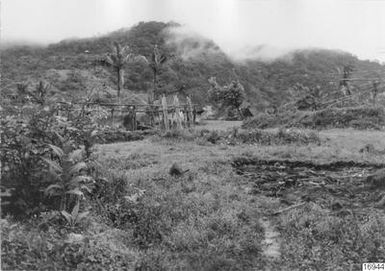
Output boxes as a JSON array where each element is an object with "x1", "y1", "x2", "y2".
[{"x1": 1, "y1": 21, "x2": 385, "y2": 111}]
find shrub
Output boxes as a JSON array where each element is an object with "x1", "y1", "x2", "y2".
[
  {"x1": 1, "y1": 218, "x2": 135, "y2": 270},
  {"x1": 96, "y1": 128, "x2": 147, "y2": 144},
  {"x1": 220, "y1": 128, "x2": 320, "y2": 145},
  {"x1": 205, "y1": 130, "x2": 221, "y2": 144},
  {"x1": 208, "y1": 77, "x2": 246, "y2": 120},
  {"x1": 349, "y1": 119, "x2": 381, "y2": 130},
  {"x1": 1, "y1": 90, "x2": 99, "y2": 217},
  {"x1": 242, "y1": 112, "x2": 280, "y2": 129},
  {"x1": 292, "y1": 106, "x2": 385, "y2": 129},
  {"x1": 242, "y1": 106, "x2": 385, "y2": 130}
]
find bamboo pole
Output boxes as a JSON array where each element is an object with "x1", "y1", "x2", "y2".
[
  {"x1": 129, "y1": 106, "x2": 137, "y2": 131},
  {"x1": 187, "y1": 96, "x2": 194, "y2": 127},
  {"x1": 173, "y1": 95, "x2": 183, "y2": 129},
  {"x1": 161, "y1": 94, "x2": 169, "y2": 130}
]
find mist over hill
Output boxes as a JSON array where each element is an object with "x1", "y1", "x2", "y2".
[{"x1": 2, "y1": 21, "x2": 385, "y2": 110}]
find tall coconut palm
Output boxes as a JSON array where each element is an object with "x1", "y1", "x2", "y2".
[
  {"x1": 103, "y1": 42, "x2": 145, "y2": 102},
  {"x1": 148, "y1": 44, "x2": 168, "y2": 103}
]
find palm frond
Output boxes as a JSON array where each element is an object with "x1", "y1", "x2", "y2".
[
  {"x1": 47, "y1": 144, "x2": 64, "y2": 159},
  {"x1": 76, "y1": 211, "x2": 89, "y2": 222},
  {"x1": 61, "y1": 210, "x2": 72, "y2": 223},
  {"x1": 71, "y1": 200, "x2": 80, "y2": 217},
  {"x1": 41, "y1": 157, "x2": 63, "y2": 174},
  {"x1": 44, "y1": 184, "x2": 64, "y2": 196},
  {"x1": 70, "y1": 176, "x2": 94, "y2": 185},
  {"x1": 65, "y1": 188, "x2": 84, "y2": 197},
  {"x1": 68, "y1": 149, "x2": 84, "y2": 162},
  {"x1": 69, "y1": 162, "x2": 87, "y2": 175}
]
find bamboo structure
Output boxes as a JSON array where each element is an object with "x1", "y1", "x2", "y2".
[{"x1": 57, "y1": 100, "x2": 197, "y2": 131}]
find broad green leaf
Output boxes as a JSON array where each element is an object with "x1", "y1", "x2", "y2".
[
  {"x1": 70, "y1": 176, "x2": 93, "y2": 185},
  {"x1": 48, "y1": 144, "x2": 64, "y2": 158},
  {"x1": 41, "y1": 157, "x2": 62, "y2": 173},
  {"x1": 90, "y1": 130, "x2": 98, "y2": 137},
  {"x1": 80, "y1": 184, "x2": 92, "y2": 194},
  {"x1": 77, "y1": 211, "x2": 89, "y2": 222},
  {"x1": 46, "y1": 168, "x2": 61, "y2": 181},
  {"x1": 65, "y1": 189, "x2": 83, "y2": 197},
  {"x1": 61, "y1": 211, "x2": 72, "y2": 224},
  {"x1": 69, "y1": 162, "x2": 87, "y2": 175},
  {"x1": 44, "y1": 184, "x2": 63, "y2": 195},
  {"x1": 53, "y1": 131, "x2": 65, "y2": 144},
  {"x1": 68, "y1": 149, "x2": 84, "y2": 162},
  {"x1": 71, "y1": 201, "x2": 80, "y2": 217}
]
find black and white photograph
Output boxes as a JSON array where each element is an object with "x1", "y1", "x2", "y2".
[{"x1": 1, "y1": 0, "x2": 385, "y2": 270}]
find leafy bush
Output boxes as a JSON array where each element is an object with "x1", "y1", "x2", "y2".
[
  {"x1": 96, "y1": 128, "x2": 145, "y2": 143},
  {"x1": 243, "y1": 106, "x2": 385, "y2": 130},
  {"x1": 208, "y1": 77, "x2": 246, "y2": 120},
  {"x1": 292, "y1": 106, "x2": 385, "y2": 129},
  {"x1": 1, "y1": 218, "x2": 135, "y2": 270},
  {"x1": 235, "y1": 128, "x2": 321, "y2": 145},
  {"x1": 1, "y1": 87, "x2": 99, "y2": 217},
  {"x1": 206, "y1": 130, "x2": 221, "y2": 144},
  {"x1": 242, "y1": 112, "x2": 292, "y2": 129},
  {"x1": 60, "y1": 201, "x2": 90, "y2": 229},
  {"x1": 349, "y1": 119, "x2": 381, "y2": 130},
  {"x1": 154, "y1": 127, "x2": 320, "y2": 146}
]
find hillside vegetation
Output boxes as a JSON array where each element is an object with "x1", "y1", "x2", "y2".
[
  {"x1": 243, "y1": 106, "x2": 385, "y2": 130},
  {"x1": 2, "y1": 21, "x2": 385, "y2": 111}
]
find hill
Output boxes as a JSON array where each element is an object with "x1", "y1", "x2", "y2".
[{"x1": 2, "y1": 21, "x2": 385, "y2": 111}]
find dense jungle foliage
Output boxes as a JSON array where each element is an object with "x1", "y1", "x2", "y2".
[{"x1": 2, "y1": 21, "x2": 385, "y2": 112}]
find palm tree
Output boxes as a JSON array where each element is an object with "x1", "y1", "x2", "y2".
[
  {"x1": 32, "y1": 81, "x2": 50, "y2": 105},
  {"x1": 372, "y1": 80, "x2": 381, "y2": 106},
  {"x1": 148, "y1": 44, "x2": 168, "y2": 103},
  {"x1": 103, "y1": 42, "x2": 145, "y2": 102}
]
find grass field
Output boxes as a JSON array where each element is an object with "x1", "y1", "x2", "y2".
[
  {"x1": 93, "y1": 123, "x2": 385, "y2": 270},
  {"x1": 196, "y1": 120, "x2": 244, "y2": 131},
  {"x1": 3, "y1": 121, "x2": 385, "y2": 270}
]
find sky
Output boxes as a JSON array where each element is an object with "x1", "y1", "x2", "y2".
[{"x1": 2, "y1": 0, "x2": 385, "y2": 62}]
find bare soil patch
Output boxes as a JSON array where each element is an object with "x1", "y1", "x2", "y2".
[{"x1": 233, "y1": 157, "x2": 385, "y2": 214}]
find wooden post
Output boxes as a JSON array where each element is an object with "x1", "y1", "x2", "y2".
[
  {"x1": 131, "y1": 106, "x2": 137, "y2": 131},
  {"x1": 184, "y1": 105, "x2": 188, "y2": 128},
  {"x1": 161, "y1": 94, "x2": 169, "y2": 130},
  {"x1": 123, "y1": 106, "x2": 137, "y2": 131},
  {"x1": 147, "y1": 96, "x2": 152, "y2": 127},
  {"x1": 187, "y1": 96, "x2": 194, "y2": 127},
  {"x1": 173, "y1": 95, "x2": 183, "y2": 129},
  {"x1": 372, "y1": 80, "x2": 380, "y2": 106},
  {"x1": 111, "y1": 108, "x2": 115, "y2": 126}
]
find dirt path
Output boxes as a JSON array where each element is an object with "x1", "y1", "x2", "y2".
[{"x1": 259, "y1": 217, "x2": 281, "y2": 259}]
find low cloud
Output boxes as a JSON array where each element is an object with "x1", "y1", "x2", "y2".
[
  {"x1": 226, "y1": 44, "x2": 294, "y2": 63},
  {"x1": 164, "y1": 25, "x2": 293, "y2": 63},
  {"x1": 164, "y1": 25, "x2": 224, "y2": 61}
]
